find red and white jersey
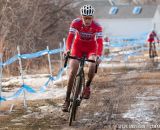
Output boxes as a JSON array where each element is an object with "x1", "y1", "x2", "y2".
[
  {"x1": 66, "y1": 17, "x2": 103, "y2": 56},
  {"x1": 147, "y1": 31, "x2": 157, "y2": 42}
]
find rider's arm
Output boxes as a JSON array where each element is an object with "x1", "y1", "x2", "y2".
[
  {"x1": 153, "y1": 31, "x2": 159, "y2": 43},
  {"x1": 66, "y1": 20, "x2": 78, "y2": 51},
  {"x1": 156, "y1": 35, "x2": 159, "y2": 43},
  {"x1": 66, "y1": 32, "x2": 75, "y2": 51},
  {"x1": 96, "y1": 26, "x2": 103, "y2": 57},
  {"x1": 147, "y1": 33, "x2": 150, "y2": 41}
]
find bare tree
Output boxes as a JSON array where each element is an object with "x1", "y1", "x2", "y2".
[{"x1": 0, "y1": 0, "x2": 76, "y2": 76}]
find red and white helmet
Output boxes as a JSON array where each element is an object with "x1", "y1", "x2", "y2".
[{"x1": 80, "y1": 5, "x2": 95, "y2": 16}]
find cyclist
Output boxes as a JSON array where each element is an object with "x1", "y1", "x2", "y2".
[
  {"x1": 103, "y1": 36, "x2": 110, "y2": 56},
  {"x1": 62, "y1": 5, "x2": 103, "y2": 112},
  {"x1": 147, "y1": 30, "x2": 159, "y2": 58}
]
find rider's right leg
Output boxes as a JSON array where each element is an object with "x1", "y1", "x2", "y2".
[
  {"x1": 62, "y1": 59, "x2": 79, "y2": 112},
  {"x1": 153, "y1": 43, "x2": 158, "y2": 57},
  {"x1": 149, "y1": 43, "x2": 152, "y2": 58},
  {"x1": 83, "y1": 55, "x2": 96, "y2": 99}
]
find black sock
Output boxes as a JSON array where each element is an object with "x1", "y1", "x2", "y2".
[{"x1": 86, "y1": 80, "x2": 91, "y2": 87}]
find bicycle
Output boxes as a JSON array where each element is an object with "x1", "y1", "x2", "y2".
[
  {"x1": 64, "y1": 53, "x2": 98, "y2": 126},
  {"x1": 149, "y1": 42, "x2": 158, "y2": 59},
  {"x1": 149, "y1": 42, "x2": 159, "y2": 67}
]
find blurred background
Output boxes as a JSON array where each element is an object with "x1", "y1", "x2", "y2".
[{"x1": 0, "y1": 0, "x2": 159, "y2": 76}]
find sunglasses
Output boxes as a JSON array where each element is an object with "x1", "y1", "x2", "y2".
[{"x1": 82, "y1": 16, "x2": 93, "y2": 20}]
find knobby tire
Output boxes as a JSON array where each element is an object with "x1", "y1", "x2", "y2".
[{"x1": 69, "y1": 75, "x2": 82, "y2": 126}]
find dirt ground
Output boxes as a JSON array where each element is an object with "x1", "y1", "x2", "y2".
[{"x1": 1, "y1": 61, "x2": 160, "y2": 130}]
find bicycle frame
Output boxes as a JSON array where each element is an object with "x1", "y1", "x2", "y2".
[
  {"x1": 64, "y1": 53, "x2": 97, "y2": 126},
  {"x1": 149, "y1": 42, "x2": 158, "y2": 59}
]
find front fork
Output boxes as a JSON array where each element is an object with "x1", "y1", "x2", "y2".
[{"x1": 69, "y1": 69, "x2": 84, "y2": 111}]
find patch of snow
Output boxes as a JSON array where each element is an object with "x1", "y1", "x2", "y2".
[
  {"x1": 136, "y1": 96, "x2": 160, "y2": 100},
  {"x1": 26, "y1": 87, "x2": 66, "y2": 101},
  {"x1": 39, "y1": 105, "x2": 60, "y2": 113},
  {"x1": 94, "y1": 112, "x2": 101, "y2": 116},
  {"x1": 123, "y1": 100, "x2": 154, "y2": 123},
  {"x1": 123, "y1": 87, "x2": 160, "y2": 124},
  {"x1": 1, "y1": 75, "x2": 67, "y2": 101},
  {"x1": 22, "y1": 112, "x2": 43, "y2": 119},
  {"x1": 100, "y1": 89, "x2": 110, "y2": 93}
]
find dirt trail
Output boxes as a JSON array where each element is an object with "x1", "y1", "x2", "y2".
[{"x1": 0, "y1": 66, "x2": 160, "y2": 130}]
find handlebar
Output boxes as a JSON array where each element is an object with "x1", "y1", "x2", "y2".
[
  {"x1": 64, "y1": 51, "x2": 70, "y2": 68},
  {"x1": 64, "y1": 53, "x2": 99, "y2": 73}
]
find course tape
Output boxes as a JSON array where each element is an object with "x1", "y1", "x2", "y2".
[
  {"x1": 0, "y1": 36, "x2": 147, "y2": 67},
  {"x1": 0, "y1": 67, "x2": 66, "y2": 102},
  {"x1": 21, "y1": 49, "x2": 48, "y2": 59},
  {"x1": 0, "y1": 96, "x2": 6, "y2": 101},
  {"x1": 1, "y1": 47, "x2": 65, "y2": 67},
  {"x1": 0, "y1": 36, "x2": 148, "y2": 102}
]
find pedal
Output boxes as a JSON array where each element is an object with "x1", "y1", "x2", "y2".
[
  {"x1": 70, "y1": 98, "x2": 73, "y2": 102},
  {"x1": 76, "y1": 99, "x2": 81, "y2": 106}
]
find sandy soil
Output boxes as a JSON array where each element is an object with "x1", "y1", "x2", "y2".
[{"x1": 1, "y1": 60, "x2": 160, "y2": 130}]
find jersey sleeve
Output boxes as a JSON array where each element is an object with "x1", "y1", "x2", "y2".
[
  {"x1": 66, "y1": 19, "x2": 79, "y2": 51},
  {"x1": 146, "y1": 33, "x2": 150, "y2": 40},
  {"x1": 154, "y1": 32, "x2": 159, "y2": 40},
  {"x1": 96, "y1": 26, "x2": 103, "y2": 56}
]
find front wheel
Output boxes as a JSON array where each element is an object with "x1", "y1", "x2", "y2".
[{"x1": 69, "y1": 75, "x2": 83, "y2": 126}]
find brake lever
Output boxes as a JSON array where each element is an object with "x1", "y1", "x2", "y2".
[{"x1": 64, "y1": 51, "x2": 70, "y2": 68}]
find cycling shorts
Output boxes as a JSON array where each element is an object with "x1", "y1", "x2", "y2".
[
  {"x1": 148, "y1": 39, "x2": 155, "y2": 43},
  {"x1": 71, "y1": 40, "x2": 97, "y2": 58}
]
